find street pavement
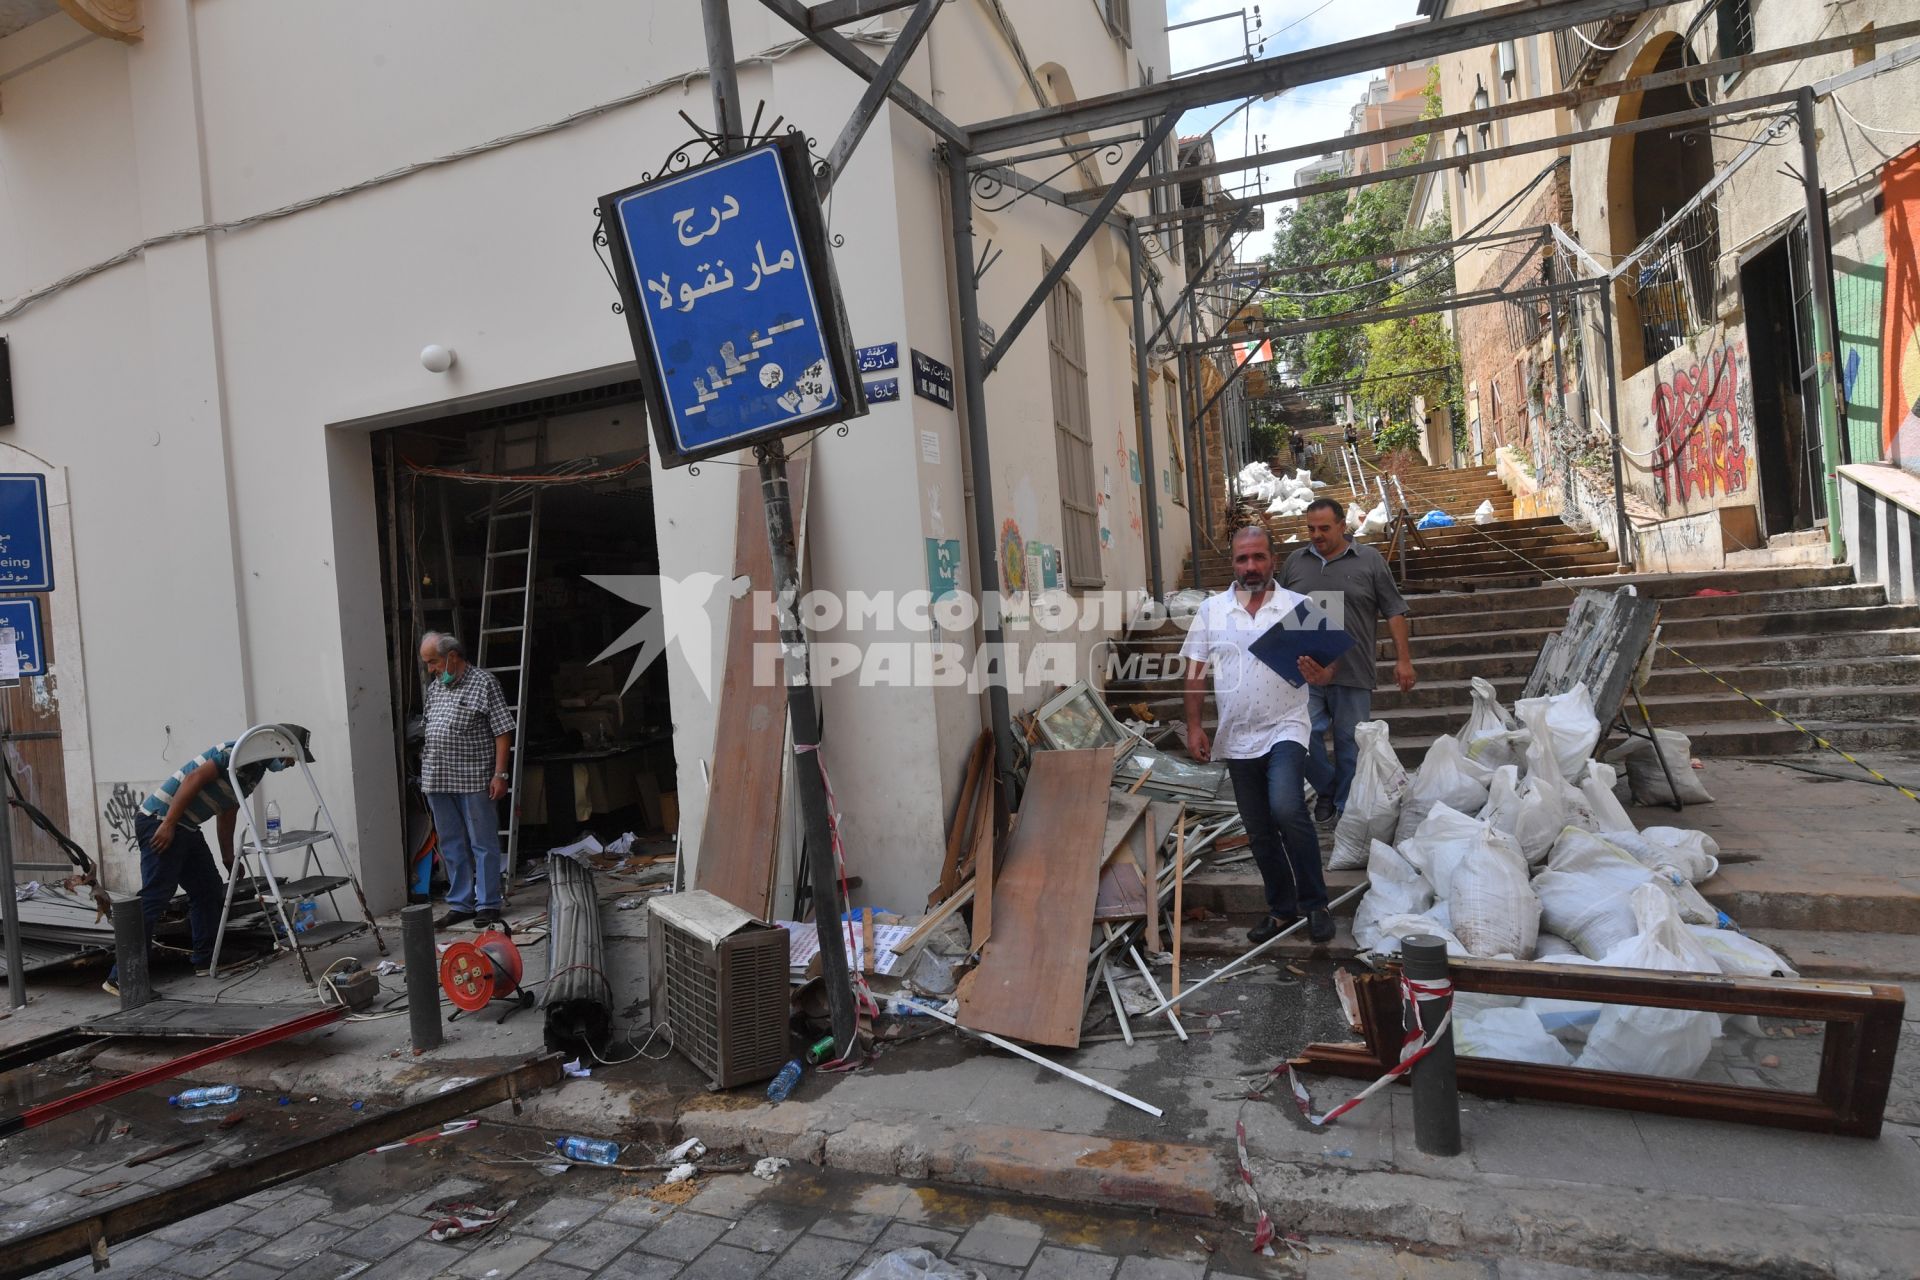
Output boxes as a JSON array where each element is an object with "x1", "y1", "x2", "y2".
[{"x1": 0, "y1": 1096, "x2": 1675, "y2": 1280}]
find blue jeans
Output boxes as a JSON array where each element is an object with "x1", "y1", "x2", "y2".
[
  {"x1": 1309, "y1": 685, "x2": 1373, "y2": 812},
  {"x1": 427, "y1": 791, "x2": 503, "y2": 913},
  {"x1": 109, "y1": 812, "x2": 225, "y2": 981},
  {"x1": 1224, "y1": 741, "x2": 1329, "y2": 919}
]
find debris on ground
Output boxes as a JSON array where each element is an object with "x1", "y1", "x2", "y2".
[{"x1": 426, "y1": 1199, "x2": 516, "y2": 1241}]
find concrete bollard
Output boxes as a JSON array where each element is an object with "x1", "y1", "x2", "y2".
[
  {"x1": 110, "y1": 897, "x2": 151, "y2": 1011},
  {"x1": 403, "y1": 904, "x2": 442, "y2": 1054},
  {"x1": 1402, "y1": 935, "x2": 1461, "y2": 1157}
]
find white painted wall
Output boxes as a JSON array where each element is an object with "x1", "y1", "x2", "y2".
[{"x1": 0, "y1": 0, "x2": 1192, "y2": 914}]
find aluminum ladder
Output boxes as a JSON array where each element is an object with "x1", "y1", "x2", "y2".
[
  {"x1": 208, "y1": 723, "x2": 387, "y2": 984},
  {"x1": 476, "y1": 424, "x2": 543, "y2": 888}
]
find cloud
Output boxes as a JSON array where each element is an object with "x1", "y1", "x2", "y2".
[{"x1": 1165, "y1": 0, "x2": 1425, "y2": 260}]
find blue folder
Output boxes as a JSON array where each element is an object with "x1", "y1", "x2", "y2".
[{"x1": 1248, "y1": 599, "x2": 1356, "y2": 687}]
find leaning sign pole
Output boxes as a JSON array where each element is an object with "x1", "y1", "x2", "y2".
[{"x1": 594, "y1": 0, "x2": 863, "y2": 1057}]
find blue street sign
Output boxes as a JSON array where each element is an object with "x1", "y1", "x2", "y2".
[
  {"x1": 856, "y1": 342, "x2": 898, "y2": 373},
  {"x1": 0, "y1": 474, "x2": 52, "y2": 592},
  {"x1": 601, "y1": 136, "x2": 864, "y2": 467},
  {"x1": 910, "y1": 350, "x2": 953, "y2": 409},
  {"x1": 0, "y1": 598, "x2": 45, "y2": 677},
  {"x1": 863, "y1": 378, "x2": 900, "y2": 404}
]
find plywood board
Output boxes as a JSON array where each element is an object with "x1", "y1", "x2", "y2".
[
  {"x1": 694, "y1": 460, "x2": 809, "y2": 918},
  {"x1": 1093, "y1": 794, "x2": 1151, "y2": 922},
  {"x1": 955, "y1": 749, "x2": 1113, "y2": 1049}
]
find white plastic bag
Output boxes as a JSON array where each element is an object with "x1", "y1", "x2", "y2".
[
  {"x1": 1530, "y1": 827, "x2": 1659, "y2": 958},
  {"x1": 1686, "y1": 926, "x2": 1798, "y2": 978},
  {"x1": 1455, "y1": 1007, "x2": 1574, "y2": 1066},
  {"x1": 1330, "y1": 721, "x2": 1409, "y2": 870},
  {"x1": 1533, "y1": 932, "x2": 1579, "y2": 958},
  {"x1": 1605, "y1": 729, "x2": 1714, "y2": 805},
  {"x1": 1580, "y1": 887, "x2": 1723, "y2": 1077},
  {"x1": 1358, "y1": 501, "x2": 1389, "y2": 539},
  {"x1": 1445, "y1": 824, "x2": 1539, "y2": 959},
  {"x1": 1479, "y1": 765, "x2": 1564, "y2": 864},
  {"x1": 1396, "y1": 804, "x2": 1486, "y2": 900},
  {"x1": 1578, "y1": 760, "x2": 1637, "y2": 833},
  {"x1": 1458, "y1": 678, "x2": 1523, "y2": 771},
  {"x1": 853, "y1": 1249, "x2": 988, "y2": 1280},
  {"x1": 1622, "y1": 826, "x2": 1720, "y2": 883},
  {"x1": 1362, "y1": 912, "x2": 1466, "y2": 957},
  {"x1": 1394, "y1": 737, "x2": 1491, "y2": 844},
  {"x1": 1350, "y1": 840, "x2": 1434, "y2": 952},
  {"x1": 1472, "y1": 498, "x2": 1497, "y2": 525},
  {"x1": 1513, "y1": 684, "x2": 1601, "y2": 784}
]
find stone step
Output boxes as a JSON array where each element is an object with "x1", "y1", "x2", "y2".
[
  {"x1": 1368, "y1": 684, "x2": 1920, "y2": 739},
  {"x1": 1746, "y1": 928, "x2": 1920, "y2": 981},
  {"x1": 1363, "y1": 656, "x2": 1920, "y2": 711}
]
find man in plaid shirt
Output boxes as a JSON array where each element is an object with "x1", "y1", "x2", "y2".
[{"x1": 419, "y1": 632, "x2": 514, "y2": 929}]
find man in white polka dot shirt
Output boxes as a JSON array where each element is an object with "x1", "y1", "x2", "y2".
[{"x1": 1180, "y1": 526, "x2": 1337, "y2": 945}]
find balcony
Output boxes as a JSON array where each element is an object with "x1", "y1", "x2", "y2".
[{"x1": 1553, "y1": 15, "x2": 1637, "y2": 88}]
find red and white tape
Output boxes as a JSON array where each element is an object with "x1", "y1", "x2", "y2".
[{"x1": 1286, "y1": 974, "x2": 1453, "y2": 1127}]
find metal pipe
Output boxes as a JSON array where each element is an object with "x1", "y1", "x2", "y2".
[
  {"x1": 1141, "y1": 881, "x2": 1366, "y2": 1018},
  {"x1": 1597, "y1": 284, "x2": 1634, "y2": 571},
  {"x1": 817, "y1": 0, "x2": 942, "y2": 198},
  {"x1": 1402, "y1": 935, "x2": 1461, "y2": 1157},
  {"x1": 1129, "y1": 223, "x2": 1165, "y2": 600},
  {"x1": 1796, "y1": 87, "x2": 1847, "y2": 560},
  {"x1": 0, "y1": 783, "x2": 21, "y2": 1009},
  {"x1": 110, "y1": 896, "x2": 149, "y2": 1012},
  {"x1": 948, "y1": 154, "x2": 1019, "y2": 801},
  {"x1": 1179, "y1": 350, "x2": 1206, "y2": 587},
  {"x1": 402, "y1": 904, "x2": 441, "y2": 1053},
  {"x1": 1545, "y1": 254, "x2": 1571, "y2": 483},
  {"x1": 705, "y1": 0, "x2": 856, "y2": 1054}
]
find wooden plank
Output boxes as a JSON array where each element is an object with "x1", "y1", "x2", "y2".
[
  {"x1": 955, "y1": 749, "x2": 1113, "y2": 1048},
  {"x1": 970, "y1": 777, "x2": 997, "y2": 950},
  {"x1": 1143, "y1": 801, "x2": 1177, "y2": 953},
  {"x1": 898, "y1": 880, "x2": 974, "y2": 953},
  {"x1": 1170, "y1": 808, "x2": 1186, "y2": 1017},
  {"x1": 694, "y1": 461, "x2": 810, "y2": 918},
  {"x1": 1093, "y1": 793, "x2": 1151, "y2": 921},
  {"x1": 936, "y1": 733, "x2": 990, "y2": 906}
]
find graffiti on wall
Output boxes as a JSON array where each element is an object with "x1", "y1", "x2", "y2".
[
  {"x1": 1885, "y1": 143, "x2": 1920, "y2": 474},
  {"x1": 1651, "y1": 341, "x2": 1753, "y2": 510},
  {"x1": 103, "y1": 782, "x2": 145, "y2": 849}
]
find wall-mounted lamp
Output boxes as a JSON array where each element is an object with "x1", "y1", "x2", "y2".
[
  {"x1": 1453, "y1": 129, "x2": 1470, "y2": 188},
  {"x1": 1498, "y1": 41, "x2": 1518, "y2": 91},
  {"x1": 1473, "y1": 75, "x2": 1492, "y2": 148},
  {"x1": 420, "y1": 344, "x2": 457, "y2": 374}
]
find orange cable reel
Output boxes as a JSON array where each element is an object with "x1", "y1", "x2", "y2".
[{"x1": 438, "y1": 928, "x2": 525, "y2": 1013}]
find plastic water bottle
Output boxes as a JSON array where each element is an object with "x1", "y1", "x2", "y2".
[
  {"x1": 554, "y1": 1136, "x2": 620, "y2": 1165},
  {"x1": 169, "y1": 1084, "x2": 240, "y2": 1108},
  {"x1": 264, "y1": 801, "x2": 282, "y2": 845},
  {"x1": 766, "y1": 1059, "x2": 803, "y2": 1103}
]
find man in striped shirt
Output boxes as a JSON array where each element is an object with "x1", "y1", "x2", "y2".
[{"x1": 103, "y1": 730, "x2": 309, "y2": 995}]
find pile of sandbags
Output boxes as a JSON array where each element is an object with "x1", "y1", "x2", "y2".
[{"x1": 1343, "y1": 680, "x2": 1792, "y2": 1078}]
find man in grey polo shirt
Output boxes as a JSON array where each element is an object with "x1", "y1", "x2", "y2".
[{"x1": 1281, "y1": 498, "x2": 1416, "y2": 822}]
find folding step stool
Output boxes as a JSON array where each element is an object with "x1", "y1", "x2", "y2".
[{"x1": 208, "y1": 723, "x2": 388, "y2": 984}]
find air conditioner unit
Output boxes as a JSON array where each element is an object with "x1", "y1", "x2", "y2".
[{"x1": 646, "y1": 890, "x2": 791, "y2": 1090}]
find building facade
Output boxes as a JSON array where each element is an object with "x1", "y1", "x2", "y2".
[{"x1": 0, "y1": 0, "x2": 1199, "y2": 913}]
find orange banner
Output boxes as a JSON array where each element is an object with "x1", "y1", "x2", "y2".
[{"x1": 1883, "y1": 143, "x2": 1920, "y2": 470}]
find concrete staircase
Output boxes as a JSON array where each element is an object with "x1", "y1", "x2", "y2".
[
  {"x1": 1196, "y1": 436, "x2": 1620, "y2": 590},
  {"x1": 1118, "y1": 564, "x2": 1920, "y2": 763}
]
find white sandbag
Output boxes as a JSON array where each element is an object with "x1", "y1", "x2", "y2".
[
  {"x1": 1350, "y1": 840, "x2": 1434, "y2": 951},
  {"x1": 1533, "y1": 931, "x2": 1579, "y2": 958},
  {"x1": 1330, "y1": 721, "x2": 1409, "y2": 869},
  {"x1": 1625, "y1": 826, "x2": 1720, "y2": 883},
  {"x1": 1458, "y1": 678, "x2": 1523, "y2": 771},
  {"x1": 1580, "y1": 888, "x2": 1723, "y2": 1078},
  {"x1": 1605, "y1": 729, "x2": 1714, "y2": 805},
  {"x1": 1579, "y1": 760, "x2": 1637, "y2": 833},
  {"x1": 1686, "y1": 925, "x2": 1798, "y2": 978},
  {"x1": 1358, "y1": 501, "x2": 1389, "y2": 539},
  {"x1": 1394, "y1": 737, "x2": 1492, "y2": 844},
  {"x1": 1513, "y1": 683, "x2": 1601, "y2": 784},
  {"x1": 1446, "y1": 824, "x2": 1539, "y2": 959},
  {"x1": 1396, "y1": 803, "x2": 1487, "y2": 900},
  {"x1": 1480, "y1": 765, "x2": 1564, "y2": 864},
  {"x1": 1530, "y1": 827, "x2": 1659, "y2": 958},
  {"x1": 1455, "y1": 1007, "x2": 1575, "y2": 1066},
  {"x1": 1472, "y1": 498, "x2": 1497, "y2": 525},
  {"x1": 1362, "y1": 912, "x2": 1467, "y2": 957}
]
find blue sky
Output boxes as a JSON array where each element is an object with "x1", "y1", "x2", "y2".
[{"x1": 1164, "y1": 0, "x2": 1421, "y2": 258}]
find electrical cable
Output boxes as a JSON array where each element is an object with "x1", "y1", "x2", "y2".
[
  {"x1": 1571, "y1": 11, "x2": 1659, "y2": 53},
  {"x1": 1831, "y1": 93, "x2": 1920, "y2": 137}
]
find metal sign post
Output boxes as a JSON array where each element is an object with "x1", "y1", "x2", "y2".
[{"x1": 0, "y1": 478, "x2": 49, "y2": 1008}]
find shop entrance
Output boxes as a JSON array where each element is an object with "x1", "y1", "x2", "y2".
[{"x1": 369, "y1": 381, "x2": 678, "y2": 898}]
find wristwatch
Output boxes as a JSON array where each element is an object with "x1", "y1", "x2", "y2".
[{"x1": 493, "y1": 772, "x2": 510, "y2": 781}]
